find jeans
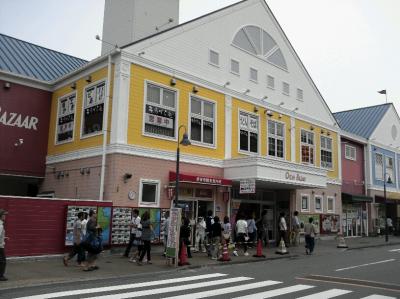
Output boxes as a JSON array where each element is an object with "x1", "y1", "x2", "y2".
[
  {"x1": 0, "y1": 248, "x2": 5, "y2": 278},
  {"x1": 236, "y1": 233, "x2": 248, "y2": 253},
  {"x1": 279, "y1": 230, "x2": 287, "y2": 246},
  {"x1": 139, "y1": 240, "x2": 151, "y2": 262},
  {"x1": 305, "y1": 235, "x2": 315, "y2": 253},
  {"x1": 124, "y1": 233, "x2": 136, "y2": 257},
  {"x1": 212, "y1": 236, "x2": 221, "y2": 259},
  {"x1": 68, "y1": 243, "x2": 85, "y2": 263}
]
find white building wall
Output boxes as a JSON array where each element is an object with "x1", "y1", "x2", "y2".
[{"x1": 370, "y1": 106, "x2": 400, "y2": 149}]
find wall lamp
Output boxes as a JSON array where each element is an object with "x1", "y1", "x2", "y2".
[
  {"x1": 261, "y1": 96, "x2": 268, "y2": 102},
  {"x1": 14, "y1": 138, "x2": 24, "y2": 147},
  {"x1": 253, "y1": 106, "x2": 259, "y2": 113},
  {"x1": 327, "y1": 131, "x2": 331, "y2": 136},
  {"x1": 223, "y1": 81, "x2": 230, "y2": 87},
  {"x1": 293, "y1": 107, "x2": 299, "y2": 112},
  {"x1": 138, "y1": 51, "x2": 145, "y2": 56},
  {"x1": 70, "y1": 82, "x2": 77, "y2": 90},
  {"x1": 244, "y1": 89, "x2": 250, "y2": 94},
  {"x1": 85, "y1": 75, "x2": 92, "y2": 83},
  {"x1": 123, "y1": 173, "x2": 132, "y2": 183},
  {"x1": 192, "y1": 86, "x2": 199, "y2": 93},
  {"x1": 265, "y1": 110, "x2": 274, "y2": 117},
  {"x1": 278, "y1": 102, "x2": 285, "y2": 107},
  {"x1": 310, "y1": 125, "x2": 314, "y2": 131},
  {"x1": 170, "y1": 78, "x2": 176, "y2": 86},
  {"x1": 321, "y1": 129, "x2": 325, "y2": 134},
  {"x1": 3, "y1": 82, "x2": 11, "y2": 89}
]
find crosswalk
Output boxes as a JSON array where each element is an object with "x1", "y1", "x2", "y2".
[{"x1": 14, "y1": 273, "x2": 397, "y2": 299}]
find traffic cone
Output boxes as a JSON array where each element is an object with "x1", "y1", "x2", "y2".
[
  {"x1": 178, "y1": 242, "x2": 190, "y2": 266},
  {"x1": 337, "y1": 233, "x2": 348, "y2": 248},
  {"x1": 253, "y1": 239, "x2": 266, "y2": 258},
  {"x1": 275, "y1": 237, "x2": 289, "y2": 255},
  {"x1": 219, "y1": 240, "x2": 231, "y2": 262}
]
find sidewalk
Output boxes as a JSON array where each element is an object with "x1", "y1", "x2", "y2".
[{"x1": 1, "y1": 236, "x2": 399, "y2": 291}]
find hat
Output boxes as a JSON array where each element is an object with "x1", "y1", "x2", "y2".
[{"x1": 0, "y1": 209, "x2": 8, "y2": 217}]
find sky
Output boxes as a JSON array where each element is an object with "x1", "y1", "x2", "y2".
[{"x1": 1, "y1": 0, "x2": 399, "y2": 114}]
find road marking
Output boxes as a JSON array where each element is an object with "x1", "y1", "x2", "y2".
[
  {"x1": 83, "y1": 277, "x2": 253, "y2": 299},
  {"x1": 232, "y1": 284, "x2": 315, "y2": 299},
  {"x1": 361, "y1": 295, "x2": 397, "y2": 299},
  {"x1": 13, "y1": 273, "x2": 227, "y2": 299},
  {"x1": 161, "y1": 280, "x2": 282, "y2": 299},
  {"x1": 335, "y1": 259, "x2": 395, "y2": 272},
  {"x1": 296, "y1": 289, "x2": 352, "y2": 298},
  {"x1": 389, "y1": 249, "x2": 400, "y2": 252}
]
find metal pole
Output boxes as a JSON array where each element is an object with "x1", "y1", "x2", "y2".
[
  {"x1": 384, "y1": 175, "x2": 388, "y2": 242},
  {"x1": 175, "y1": 146, "x2": 180, "y2": 208}
]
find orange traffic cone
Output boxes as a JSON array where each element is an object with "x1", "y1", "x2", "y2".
[
  {"x1": 219, "y1": 240, "x2": 231, "y2": 262},
  {"x1": 253, "y1": 239, "x2": 266, "y2": 258},
  {"x1": 178, "y1": 241, "x2": 190, "y2": 266}
]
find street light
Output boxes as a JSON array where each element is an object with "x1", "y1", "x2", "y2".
[
  {"x1": 175, "y1": 125, "x2": 191, "y2": 207},
  {"x1": 383, "y1": 173, "x2": 393, "y2": 242}
]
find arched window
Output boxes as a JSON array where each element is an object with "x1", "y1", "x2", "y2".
[{"x1": 232, "y1": 25, "x2": 287, "y2": 71}]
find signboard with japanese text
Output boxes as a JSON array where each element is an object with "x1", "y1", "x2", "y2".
[
  {"x1": 166, "y1": 208, "x2": 181, "y2": 266},
  {"x1": 239, "y1": 179, "x2": 256, "y2": 194}
]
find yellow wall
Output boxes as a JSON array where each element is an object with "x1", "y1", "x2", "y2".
[
  {"x1": 231, "y1": 99, "x2": 291, "y2": 160},
  {"x1": 47, "y1": 67, "x2": 113, "y2": 155},
  {"x1": 294, "y1": 119, "x2": 339, "y2": 179},
  {"x1": 128, "y1": 64, "x2": 225, "y2": 159}
]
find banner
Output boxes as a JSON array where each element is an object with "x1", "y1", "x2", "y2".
[{"x1": 166, "y1": 208, "x2": 182, "y2": 265}]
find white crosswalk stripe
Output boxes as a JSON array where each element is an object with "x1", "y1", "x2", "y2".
[
  {"x1": 296, "y1": 288, "x2": 352, "y2": 298},
  {"x1": 161, "y1": 280, "x2": 282, "y2": 299},
  {"x1": 360, "y1": 295, "x2": 397, "y2": 299},
  {"x1": 232, "y1": 284, "x2": 315, "y2": 299},
  {"x1": 388, "y1": 248, "x2": 400, "y2": 252}
]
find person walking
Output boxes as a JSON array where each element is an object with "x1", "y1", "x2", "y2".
[
  {"x1": 258, "y1": 210, "x2": 269, "y2": 247},
  {"x1": 194, "y1": 217, "x2": 206, "y2": 253},
  {"x1": 137, "y1": 211, "x2": 153, "y2": 265},
  {"x1": 81, "y1": 212, "x2": 88, "y2": 237},
  {"x1": 222, "y1": 216, "x2": 232, "y2": 245},
  {"x1": 205, "y1": 210, "x2": 214, "y2": 257},
  {"x1": 63, "y1": 211, "x2": 85, "y2": 266},
  {"x1": 123, "y1": 209, "x2": 141, "y2": 258},
  {"x1": 179, "y1": 217, "x2": 192, "y2": 258},
  {"x1": 163, "y1": 211, "x2": 170, "y2": 256},
  {"x1": 82, "y1": 209, "x2": 101, "y2": 271},
  {"x1": 0, "y1": 209, "x2": 9, "y2": 281},
  {"x1": 246, "y1": 214, "x2": 257, "y2": 247},
  {"x1": 292, "y1": 211, "x2": 300, "y2": 246},
  {"x1": 278, "y1": 212, "x2": 288, "y2": 247},
  {"x1": 210, "y1": 216, "x2": 222, "y2": 260},
  {"x1": 235, "y1": 214, "x2": 249, "y2": 256},
  {"x1": 304, "y1": 217, "x2": 317, "y2": 255}
]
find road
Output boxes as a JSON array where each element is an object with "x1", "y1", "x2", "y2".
[{"x1": 1, "y1": 244, "x2": 399, "y2": 299}]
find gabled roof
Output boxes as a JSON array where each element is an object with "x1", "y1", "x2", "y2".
[
  {"x1": 0, "y1": 33, "x2": 87, "y2": 82},
  {"x1": 333, "y1": 104, "x2": 391, "y2": 138}
]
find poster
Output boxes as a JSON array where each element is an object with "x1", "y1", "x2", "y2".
[
  {"x1": 166, "y1": 208, "x2": 182, "y2": 264},
  {"x1": 320, "y1": 214, "x2": 340, "y2": 234},
  {"x1": 97, "y1": 207, "x2": 112, "y2": 246},
  {"x1": 111, "y1": 207, "x2": 132, "y2": 245},
  {"x1": 65, "y1": 206, "x2": 96, "y2": 246},
  {"x1": 299, "y1": 213, "x2": 320, "y2": 235}
]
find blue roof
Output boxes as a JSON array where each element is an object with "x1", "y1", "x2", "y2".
[
  {"x1": 333, "y1": 104, "x2": 391, "y2": 138},
  {"x1": 0, "y1": 33, "x2": 87, "y2": 82}
]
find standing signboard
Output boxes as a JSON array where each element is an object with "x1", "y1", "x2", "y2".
[
  {"x1": 166, "y1": 208, "x2": 181, "y2": 266},
  {"x1": 239, "y1": 179, "x2": 256, "y2": 194}
]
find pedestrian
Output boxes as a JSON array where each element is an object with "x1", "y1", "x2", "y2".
[
  {"x1": 205, "y1": 210, "x2": 214, "y2": 257},
  {"x1": 292, "y1": 211, "x2": 300, "y2": 246},
  {"x1": 179, "y1": 217, "x2": 192, "y2": 259},
  {"x1": 235, "y1": 214, "x2": 249, "y2": 256},
  {"x1": 82, "y1": 209, "x2": 102, "y2": 271},
  {"x1": 278, "y1": 212, "x2": 288, "y2": 247},
  {"x1": 222, "y1": 216, "x2": 232, "y2": 245},
  {"x1": 194, "y1": 216, "x2": 206, "y2": 253},
  {"x1": 81, "y1": 212, "x2": 88, "y2": 237},
  {"x1": 257, "y1": 210, "x2": 269, "y2": 247},
  {"x1": 304, "y1": 217, "x2": 317, "y2": 255},
  {"x1": 0, "y1": 209, "x2": 9, "y2": 281},
  {"x1": 63, "y1": 211, "x2": 85, "y2": 266},
  {"x1": 123, "y1": 209, "x2": 141, "y2": 258},
  {"x1": 246, "y1": 214, "x2": 257, "y2": 247},
  {"x1": 163, "y1": 211, "x2": 170, "y2": 256},
  {"x1": 137, "y1": 211, "x2": 153, "y2": 265},
  {"x1": 210, "y1": 216, "x2": 222, "y2": 260},
  {"x1": 387, "y1": 217, "x2": 394, "y2": 234}
]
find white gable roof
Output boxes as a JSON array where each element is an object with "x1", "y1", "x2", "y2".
[
  {"x1": 123, "y1": 0, "x2": 337, "y2": 126},
  {"x1": 370, "y1": 104, "x2": 400, "y2": 148}
]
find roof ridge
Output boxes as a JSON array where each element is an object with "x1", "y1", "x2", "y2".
[
  {"x1": 0, "y1": 32, "x2": 87, "y2": 62},
  {"x1": 333, "y1": 103, "x2": 391, "y2": 115}
]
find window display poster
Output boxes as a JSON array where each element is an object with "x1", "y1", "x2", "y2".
[
  {"x1": 320, "y1": 214, "x2": 340, "y2": 234},
  {"x1": 97, "y1": 207, "x2": 112, "y2": 246},
  {"x1": 299, "y1": 214, "x2": 320, "y2": 235}
]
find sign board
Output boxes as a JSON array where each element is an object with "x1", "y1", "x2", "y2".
[
  {"x1": 239, "y1": 179, "x2": 256, "y2": 194},
  {"x1": 166, "y1": 208, "x2": 182, "y2": 266}
]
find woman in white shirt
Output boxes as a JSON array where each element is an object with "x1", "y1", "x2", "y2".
[{"x1": 235, "y1": 214, "x2": 249, "y2": 256}]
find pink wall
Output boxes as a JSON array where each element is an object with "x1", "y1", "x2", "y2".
[{"x1": 341, "y1": 138, "x2": 365, "y2": 195}]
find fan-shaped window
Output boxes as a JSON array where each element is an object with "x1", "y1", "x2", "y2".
[{"x1": 232, "y1": 26, "x2": 288, "y2": 71}]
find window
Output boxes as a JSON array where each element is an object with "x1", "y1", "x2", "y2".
[
  {"x1": 345, "y1": 145, "x2": 356, "y2": 161},
  {"x1": 82, "y1": 81, "x2": 106, "y2": 136},
  {"x1": 267, "y1": 75, "x2": 275, "y2": 89},
  {"x1": 56, "y1": 93, "x2": 76, "y2": 143},
  {"x1": 268, "y1": 120, "x2": 284, "y2": 158},
  {"x1": 297, "y1": 88, "x2": 303, "y2": 101},
  {"x1": 301, "y1": 194, "x2": 310, "y2": 212},
  {"x1": 239, "y1": 111, "x2": 258, "y2": 154},
  {"x1": 327, "y1": 196, "x2": 335, "y2": 213},
  {"x1": 139, "y1": 179, "x2": 160, "y2": 207},
  {"x1": 250, "y1": 67, "x2": 258, "y2": 82},
  {"x1": 144, "y1": 83, "x2": 176, "y2": 139},
  {"x1": 230, "y1": 59, "x2": 240, "y2": 75},
  {"x1": 315, "y1": 195, "x2": 323, "y2": 212},
  {"x1": 209, "y1": 49, "x2": 219, "y2": 67},
  {"x1": 320, "y1": 136, "x2": 333, "y2": 169},
  {"x1": 190, "y1": 96, "x2": 215, "y2": 146},
  {"x1": 282, "y1": 82, "x2": 290, "y2": 95},
  {"x1": 375, "y1": 153, "x2": 383, "y2": 180},
  {"x1": 386, "y1": 156, "x2": 394, "y2": 181},
  {"x1": 301, "y1": 130, "x2": 314, "y2": 165}
]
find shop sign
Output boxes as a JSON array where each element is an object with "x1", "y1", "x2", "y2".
[
  {"x1": 0, "y1": 106, "x2": 39, "y2": 130},
  {"x1": 169, "y1": 172, "x2": 232, "y2": 186},
  {"x1": 239, "y1": 179, "x2": 256, "y2": 194},
  {"x1": 166, "y1": 208, "x2": 182, "y2": 266},
  {"x1": 285, "y1": 171, "x2": 306, "y2": 182},
  {"x1": 195, "y1": 188, "x2": 213, "y2": 198}
]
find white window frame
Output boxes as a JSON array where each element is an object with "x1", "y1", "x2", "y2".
[
  {"x1": 208, "y1": 49, "x2": 220, "y2": 67},
  {"x1": 267, "y1": 75, "x2": 275, "y2": 89},
  {"x1": 139, "y1": 179, "x2": 160, "y2": 207},
  {"x1": 386, "y1": 156, "x2": 394, "y2": 181},
  {"x1": 230, "y1": 59, "x2": 240, "y2": 76},
  {"x1": 375, "y1": 153, "x2": 384, "y2": 181},
  {"x1": 249, "y1": 67, "x2": 258, "y2": 83},
  {"x1": 301, "y1": 194, "x2": 310, "y2": 212},
  {"x1": 300, "y1": 129, "x2": 315, "y2": 165},
  {"x1": 282, "y1": 81, "x2": 290, "y2": 96},
  {"x1": 314, "y1": 195, "x2": 323, "y2": 213},
  {"x1": 142, "y1": 80, "x2": 179, "y2": 142},
  {"x1": 267, "y1": 119, "x2": 285, "y2": 159},
  {"x1": 238, "y1": 109, "x2": 259, "y2": 155},
  {"x1": 345, "y1": 145, "x2": 356, "y2": 161},
  {"x1": 80, "y1": 79, "x2": 107, "y2": 139},
  {"x1": 189, "y1": 94, "x2": 217, "y2": 149},
  {"x1": 296, "y1": 88, "x2": 304, "y2": 101},
  {"x1": 55, "y1": 91, "x2": 76, "y2": 145},
  {"x1": 327, "y1": 196, "x2": 335, "y2": 213},
  {"x1": 320, "y1": 135, "x2": 333, "y2": 170}
]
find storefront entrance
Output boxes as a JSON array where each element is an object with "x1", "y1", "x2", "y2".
[{"x1": 342, "y1": 204, "x2": 367, "y2": 237}]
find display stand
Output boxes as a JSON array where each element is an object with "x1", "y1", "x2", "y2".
[{"x1": 165, "y1": 208, "x2": 181, "y2": 267}]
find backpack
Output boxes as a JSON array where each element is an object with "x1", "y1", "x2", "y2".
[{"x1": 82, "y1": 232, "x2": 103, "y2": 254}]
